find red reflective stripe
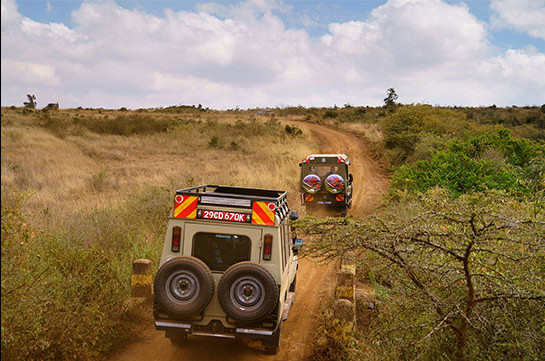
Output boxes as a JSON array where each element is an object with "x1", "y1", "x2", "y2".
[
  {"x1": 253, "y1": 202, "x2": 274, "y2": 225},
  {"x1": 179, "y1": 197, "x2": 198, "y2": 218}
]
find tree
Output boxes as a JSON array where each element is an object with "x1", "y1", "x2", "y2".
[
  {"x1": 23, "y1": 94, "x2": 36, "y2": 109},
  {"x1": 299, "y1": 189, "x2": 545, "y2": 361},
  {"x1": 384, "y1": 88, "x2": 398, "y2": 107}
]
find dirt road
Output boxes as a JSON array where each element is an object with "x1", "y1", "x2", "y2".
[{"x1": 111, "y1": 122, "x2": 388, "y2": 361}]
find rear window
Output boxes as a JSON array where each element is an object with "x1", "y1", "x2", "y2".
[{"x1": 192, "y1": 232, "x2": 251, "y2": 272}]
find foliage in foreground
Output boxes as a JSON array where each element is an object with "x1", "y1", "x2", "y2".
[
  {"x1": 1, "y1": 187, "x2": 170, "y2": 360},
  {"x1": 300, "y1": 189, "x2": 545, "y2": 361}
]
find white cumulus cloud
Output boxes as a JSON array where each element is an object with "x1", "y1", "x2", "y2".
[{"x1": 491, "y1": 0, "x2": 545, "y2": 40}]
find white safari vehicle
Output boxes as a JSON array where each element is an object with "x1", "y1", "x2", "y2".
[{"x1": 153, "y1": 185, "x2": 302, "y2": 354}]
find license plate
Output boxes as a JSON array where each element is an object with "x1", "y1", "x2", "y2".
[
  {"x1": 198, "y1": 210, "x2": 250, "y2": 223},
  {"x1": 318, "y1": 201, "x2": 332, "y2": 204}
]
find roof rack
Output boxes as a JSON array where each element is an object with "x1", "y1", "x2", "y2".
[
  {"x1": 300, "y1": 154, "x2": 350, "y2": 165},
  {"x1": 173, "y1": 185, "x2": 289, "y2": 226}
]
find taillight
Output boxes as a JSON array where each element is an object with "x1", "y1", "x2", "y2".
[
  {"x1": 263, "y1": 234, "x2": 273, "y2": 261},
  {"x1": 171, "y1": 226, "x2": 181, "y2": 252}
]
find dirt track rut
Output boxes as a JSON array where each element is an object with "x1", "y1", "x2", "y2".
[{"x1": 110, "y1": 122, "x2": 388, "y2": 361}]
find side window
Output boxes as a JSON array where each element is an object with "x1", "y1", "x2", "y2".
[{"x1": 192, "y1": 232, "x2": 251, "y2": 272}]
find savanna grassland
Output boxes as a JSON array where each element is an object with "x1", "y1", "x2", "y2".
[
  {"x1": 2, "y1": 103, "x2": 544, "y2": 361},
  {"x1": 1, "y1": 106, "x2": 315, "y2": 360}
]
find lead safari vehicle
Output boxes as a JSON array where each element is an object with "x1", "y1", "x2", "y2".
[
  {"x1": 299, "y1": 154, "x2": 353, "y2": 216},
  {"x1": 153, "y1": 185, "x2": 302, "y2": 354}
]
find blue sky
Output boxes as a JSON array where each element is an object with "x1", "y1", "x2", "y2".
[
  {"x1": 14, "y1": 0, "x2": 545, "y2": 50},
  {"x1": 2, "y1": 0, "x2": 544, "y2": 108}
]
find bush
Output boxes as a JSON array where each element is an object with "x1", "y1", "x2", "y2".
[
  {"x1": 381, "y1": 105, "x2": 471, "y2": 165},
  {"x1": 285, "y1": 124, "x2": 303, "y2": 136},
  {"x1": 208, "y1": 135, "x2": 219, "y2": 148},
  {"x1": 299, "y1": 189, "x2": 545, "y2": 361},
  {"x1": 391, "y1": 130, "x2": 544, "y2": 198},
  {"x1": 324, "y1": 109, "x2": 338, "y2": 118},
  {"x1": 1, "y1": 186, "x2": 171, "y2": 360},
  {"x1": 75, "y1": 114, "x2": 172, "y2": 135}
]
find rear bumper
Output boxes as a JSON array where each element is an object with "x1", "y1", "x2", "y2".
[
  {"x1": 300, "y1": 192, "x2": 349, "y2": 206},
  {"x1": 154, "y1": 320, "x2": 275, "y2": 340}
]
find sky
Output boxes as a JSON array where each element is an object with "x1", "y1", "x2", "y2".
[{"x1": 1, "y1": 0, "x2": 544, "y2": 109}]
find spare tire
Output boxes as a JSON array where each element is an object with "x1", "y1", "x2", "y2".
[
  {"x1": 154, "y1": 256, "x2": 214, "y2": 318},
  {"x1": 218, "y1": 262, "x2": 278, "y2": 323}
]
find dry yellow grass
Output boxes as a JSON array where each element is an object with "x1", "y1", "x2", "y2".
[
  {"x1": 336, "y1": 122, "x2": 383, "y2": 143},
  {"x1": 1, "y1": 108, "x2": 316, "y2": 227}
]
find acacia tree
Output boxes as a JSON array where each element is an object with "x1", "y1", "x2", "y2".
[
  {"x1": 299, "y1": 189, "x2": 544, "y2": 360},
  {"x1": 384, "y1": 88, "x2": 398, "y2": 107},
  {"x1": 23, "y1": 94, "x2": 37, "y2": 109}
]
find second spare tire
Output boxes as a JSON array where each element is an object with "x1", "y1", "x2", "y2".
[
  {"x1": 218, "y1": 262, "x2": 278, "y2": 323},
  {"x1": 154, "y1": 256, "x2": 214, "y2": 318}
]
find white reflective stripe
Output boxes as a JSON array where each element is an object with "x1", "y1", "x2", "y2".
[
  {"x1": 236, "y1": 328, "x2": 274, "y2": 336},
  {"x1": 200, "y1": 196, "x2": 251, "y2": 207},
  {"x1": 154, "y1": 321, "x2": 191, "y2": 329},
  {"x1": 192, "y1": 332, "x2": 236, "y2": 339}
]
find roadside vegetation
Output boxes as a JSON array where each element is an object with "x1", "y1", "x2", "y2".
[
  {"x1": 1, "y1": 106, "x2": 315, "y2": 360},
  {"x1": 2, "y1": 103, "x2": 544, "y2": 360},
  {"x1": 296, "y1": 103, "x2": 545, "y2": 361}
]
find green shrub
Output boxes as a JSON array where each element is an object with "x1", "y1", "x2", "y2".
[
  {"x1": 285, "y1": 124, "x2": 303, "y2": 136},
  {"x1": 208, "y1": 135, "x2": 219, "y2": 148},
  {"x1": 381, "y1": 105, "x2": 471, "y2": 165},
  {"x1": 324, "y1": 109, "x2": 338, "y2": 118},
  {"x1": 391, "y1": 130, "x2": 544, "y2": 198}
]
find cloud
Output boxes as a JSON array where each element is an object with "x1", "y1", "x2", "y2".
[
  {"x1": 323, "y1": 0, "x2": 489, "y2": 69},
  {"x1": 491, "y1": 0, "x2": 545, "y2": 40},
  {"x1": 1, "y1": 0, "x2": 544, "y2": 109}
]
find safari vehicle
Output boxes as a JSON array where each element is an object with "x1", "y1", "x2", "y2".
[
  {"x1": 299, "y1": 154, "x2": 353, "y2": 216},
  {"x1": 153, "y1": 185, "x2": 302, "y2": 354}
]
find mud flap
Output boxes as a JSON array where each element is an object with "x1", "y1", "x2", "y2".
[
  {"x1": 262, "y1": 324, "x2": 282, "y2": 354},
  {"x1": 282, "y1": 292, "x2": 295, "y2": 321}
]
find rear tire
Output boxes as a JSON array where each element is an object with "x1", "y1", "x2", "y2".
[
  {"x1": 154, "y1": 256, "x2": 214, "y2": 318},
  {"x1": 218, "y1": 262, "x2": 278, "y2": 323}
]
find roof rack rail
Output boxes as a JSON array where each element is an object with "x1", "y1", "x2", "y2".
[{"x1": 173, "y1": 185, "x2": 289, "y2": 226}]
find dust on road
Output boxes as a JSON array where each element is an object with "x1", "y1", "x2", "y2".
[{"x1": 110, "y1": 121, "x2": 388, "y2": 361}]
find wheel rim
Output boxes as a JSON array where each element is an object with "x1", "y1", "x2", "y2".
[
  {"x1": 165, "y1": 270, "x2": 200, "y2": 303},
  {"x1": 229, "y1": 276, "x2": 265, "y2": 310}
]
